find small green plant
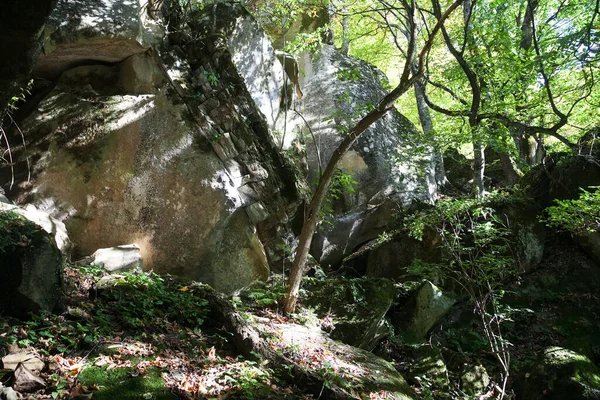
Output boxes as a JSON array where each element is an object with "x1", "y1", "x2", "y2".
[
  {"x1": 204, "y1": 70, "x2": 220, "y2": 86},
  {"x1": 210, "y1": 131, "x2": 224, "y2": 143},
  {"x1": 335, "y1": 68, "x2": 362, "y2": 82},
  {"x1": 544, "y1": 187, "x2": 600, "y2": 233}
]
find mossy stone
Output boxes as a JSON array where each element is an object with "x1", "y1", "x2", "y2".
[{"x1": 514, "y1": 346, "x2": 600, "y2": 399}]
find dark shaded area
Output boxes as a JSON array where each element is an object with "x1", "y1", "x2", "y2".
[{"x1": 0, "y1": 0, "x2": 58, "y2": 111}]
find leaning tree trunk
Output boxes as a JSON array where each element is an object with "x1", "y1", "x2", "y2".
[
  {"x1": 283, "y1": 0, "x2": 464, "y2": 314},
  {"x1": 414, "y1": 73, "x2": 449, "y2": 192}
]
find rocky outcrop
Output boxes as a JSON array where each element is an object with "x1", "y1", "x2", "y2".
[
  {"x1": 1, "y1": 2, "x2": 301, "y2": 293},
  {"x1": 402, "y1": 281, "x2": 456, "y2": 342},
  {"x1": 34, "y1": 0, "x2": 162, "y2": 80},
  {"x1": 366, "y1": 197, "x2": 545, "y2": 281},
  {"x1": 0, "y1": 209, "x2": 63, "y2": 318}
]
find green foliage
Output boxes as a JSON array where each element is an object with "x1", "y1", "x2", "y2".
[
  {"x1": 7, "y1": 80, "x2": 33, "y2": 112},
  {"x1": 544, "y1": 187, "x2": 600, "y2": 233},
  {"x1": 406, "y1": 193, "x2": 515, "y2": 286},
  {"x1": 78, "y1": 366, "x2": 174, "y2": 400},
  {"x1": 241, "y1": 279, "x2": 288, "y2": 309},
  {"x1": 100, "y1": 271, "x2": 210, "y2": 329},
  {"x1": 203, "y1": 70, "x2": 219, "y2": 86},
  {"x1": 318, "y1": 169, "x2": 358, "y2": 229},
  {"x1": 335, "y1": 67, "x2": 362, "y2": 82},
  {"x1": 284, "y1": 27, "x2": 327, "y2": 56}
]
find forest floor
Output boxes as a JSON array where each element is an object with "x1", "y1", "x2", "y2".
[{"x1": 0, "y1": 265, "x2": 411, "y2": 399}]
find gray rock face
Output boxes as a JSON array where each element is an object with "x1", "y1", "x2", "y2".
[
  {"x1": 293, "y1": 45, "x2": 436, "y2": 209},
  {"x1": 576, "y1": 231, "x2": 600, "y2": 264},
  {"x1": 34, "y1": 0, "x2": 162, "y2": 80},
  {"x1": 404, "y1": 281, "x2": 455, "y2": 341},
  {"x1": 0, "y1": 210, "x2": 63, "y2": 318}
]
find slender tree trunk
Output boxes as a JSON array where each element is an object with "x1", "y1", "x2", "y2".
[
  {"x1": 463, "y1": 0, "x2": 486, "y2": 197},
  {"x1": 283, "y1": 0, "x2": 464, "y2": 314},
  {"x1": 340, "y1": 8, "x2": 350, "y2": 55},
  {"x1": 414, "y1": 75, "x2": 448, "y2": 192},
  {"x1": 511, "y1": 0, "x2": 539, "y2": 166},
  {"x1": 472, "y1": 132, "x2": 485, "y2": 197}
]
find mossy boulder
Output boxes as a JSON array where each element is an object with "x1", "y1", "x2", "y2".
[
  {"x1": 0, "y1": 210, "x2": 63, "y2": 318},
  {"x1": 514, "y1": 346, "x2": 600, "y2": 399},
  {"x1": 403, "y1": 281, "x2": 455, "y2": 342},
  {"x1": 301, "y1": 277, "x2": 396, "y2": 350},
  {"x1": 407, "y1": 345, "x2": 450, "y2": 391}
]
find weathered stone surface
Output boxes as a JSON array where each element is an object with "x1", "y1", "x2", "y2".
[
  {"x1": 6, "y1": 82, "x2": 270, "y2": 292},
  {"x1": 312, "y1": 199, "x2": 399, "y2": 268},
  {"x1": 291, "y1": 45, "x2": 436, "y2": 209},
  {"x1": 0, "y1": 203, "x2": 71, "y2": 255},
  {"x1": 513, "y1": 346, "x2": 600, "y2": 400},
  {"x1": 496, "y1": 199, "x2": 545, "y2": 274},
  {"x1": 0, "y1": 385, "x2": 18, "y2": 400},
  {"x1": 366, "y1": 197, "x2": 544, "y2": 281},
  {"x1": 33, "y1": 0, "x2": 164, "y2": 80},
  {"x1": 3, "y1": 3, "x2": 301, "y2": 293},
  {"x1": 224, "y1": 4, "x2": 288, "y2": 132},
  {"x1": 88, "y1": 244, "x2": 143, "y2": 272},
  {"x1": 404, "y1": 281, "x2": 455, "y2": 341},
  {"x1": 366, "y1": 228, "x2": 441, "y2": 280},
  {"x1": 256, "y1": 321, "x2": 417, "y2": 399},
  {"x1": 302, "y1": 277, "x2": 396, "y2": 350},
  {"x1": 285, "y1": 45, "x2": 436, "y2": 267},
  {"x1": 406, "y1": 345, "x2": 450, "y2": 391},
  {"x1": 0, "y1": 210, "x2": 63, "y2": 318},
  {"x1": 1, "y1": 352, "x2": 45, "y2": 371}
]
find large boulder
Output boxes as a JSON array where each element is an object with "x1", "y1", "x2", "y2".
[
  {"x1": 495, "y1": 198, "x2": 545, "y2": 274},
  {"x1": 288, "y1": 45, "x2": 437, "y2": 267},
  {"x1": 0, "y1": 209, "x2": 63, "y2": 318},
  {"x1": 576, "y1": 232, "x2": 600, "y2": 264},
  {"x1": 82, "y1": 244, "x2": 143, "y2": 272},
  {"x1": 1, "y1": 3, "x2": 302, "y2": 293},
  {"x1": 514, "y1": 346, "x2": 600, "y2": 399},
  {"x1": 399, "y1": 281, "x2": 456, "y2": 342},
  {"x1": 292, "y1": 45, "x2": 436, "y2": 209},
  {"x1": 366, "y1": 228, "x2": 441, "y2": 280}
]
